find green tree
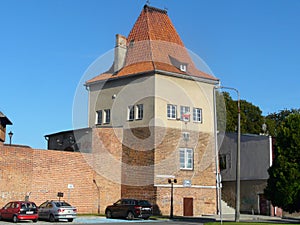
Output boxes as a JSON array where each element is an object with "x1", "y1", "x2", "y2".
[
  {"x1": 264, "y1": 113, "x2": 300, "y2": 213},
  {"x1": 216, "y1": 91, "x2": 264, "y2": 134},
  {"x1": 265, "y1": 108, "x2": 300, "y2": 137}
]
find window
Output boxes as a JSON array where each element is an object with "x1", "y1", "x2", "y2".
[
  {"x1": 136, "y1": 104, "x2": 143, "y2": 120},
  {"x1": 193, "y1": 108, "x2": 202, "y2": 123},
  {"x1": 219, "y1": 154, "x2": 231, "y2": 171},
  {"x1": 180, "y1": 106, "x2": 190, "y2": 121},
  {"x1": 96, "y1": 110, "x2": 102, "y2": 125},
  {"x1": 167, "y1": 104, "x2": 177, "y2": 119},
  {"x1": 179, "y1": 148, "x2": 193, "y2": 170},
  {"x1": 104, "y1": 109, "x2": 110, "y2": 124},
  {"x1": 219, "y1": 154, "x2": 227, "y2": 171},
  {"x1": 128, "y1": 105, "x2": 134, "y2": 121}
]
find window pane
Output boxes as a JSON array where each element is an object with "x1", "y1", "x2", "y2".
[
  {"x1": 180, "y1": 150, "x2": 185, "y2": 168},
  {"x1": 97, "y1": 110, "x2": 102, "y2": 124},
  {"x1": 179, "y1": 148, "x2": 193, "y2": 170},
  {"x1": 136, "y1": 104, "x2": 143, "y2": 119},
  {"x1": 180, "y1": 106, "x2": 190, "y2": 121},
  {"x1": 128, "y1": 105, "x2": 134, "y2": 121},
  {"x1": 104, "y1": 109, "x2": 110, "y2": 123},
  {"x1": 167, "y1": 104, "x2": 177, "y2": 119},
  {"x1": 193, "y1": 108, "x2": 202, "y2": 122}
]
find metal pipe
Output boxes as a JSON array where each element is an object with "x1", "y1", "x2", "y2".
[{"x1": 216, "y1": 86, "x2": 240, "y2": 222}]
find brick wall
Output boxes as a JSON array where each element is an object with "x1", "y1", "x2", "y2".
[
  {"x1": 119, "y1": 126, "x2": 217, "y2": 216},
  {"x1": 0, "y1": 145, "x2": 120, "y2": 214},
  {"x1": 0, "y1": 126, "x2": 217, "y2": 216}
]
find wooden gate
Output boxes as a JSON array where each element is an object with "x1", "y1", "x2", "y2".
[{"x1": 183, "y1": 198, "x2": 193, "y2": 216}]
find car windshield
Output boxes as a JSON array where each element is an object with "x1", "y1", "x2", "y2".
[
  {"x1": 54, "y1": 202, "x2": 71, "y2": 207},
  {"x1": 137, "y1": 200, "x2": 151, "y2": 206},
  {"x1": 21, "y1": 202, "x2": 36, "y2": 209}
]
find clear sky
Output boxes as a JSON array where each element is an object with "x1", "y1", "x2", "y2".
[{"x1": 1, "y1": 0, "x2": 299, "y2": 149}]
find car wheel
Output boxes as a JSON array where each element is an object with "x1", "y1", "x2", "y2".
[
  {"x1": 127, "y1": 211, "x2": 134, "y2": 220},
  {"x1": 49, "y1": 214, "x2": 56, "y2": 222},
  {"x1": 33, "y1": 219, "x2": 38, "y2": 223},
  {"x1": 144, "y1": 217, "x2": 149, "y2": 220},
  {"x1": 67, "y1": 218, "x2": 73, "y2": 222},
  {"x1": 105, "y1": 210, "x2": 112, "y2": 219},
  {"x1": 13, "y1": 215, "x2": 19, "y2": 223}
]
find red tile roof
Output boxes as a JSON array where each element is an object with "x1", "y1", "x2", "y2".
[{"x1": 86, "y1": 5, "x2": 218, "y2": 85}]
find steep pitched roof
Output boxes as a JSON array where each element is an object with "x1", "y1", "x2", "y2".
[
  {"x1": 0, "y1": 111, "x2": 12, "y2": 126},
  {"x1": 86, "y1": 5, "x2": 218, "y2": 85}
]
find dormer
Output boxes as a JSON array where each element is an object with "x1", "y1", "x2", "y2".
[{"x1": 0, "y1": 111, "x2": 12, "y2": 143}]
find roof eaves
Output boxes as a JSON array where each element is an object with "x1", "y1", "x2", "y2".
[
  {"x1": 155, "y1": 69, "x2": 220, "y2": 85},
  {"x1": 86, "y1": 70, "x2": 156, "y2": 87}
]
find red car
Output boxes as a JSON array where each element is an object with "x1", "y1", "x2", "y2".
[{"x1": 0, "y1": 201, "x2": 38, "y2": 223}]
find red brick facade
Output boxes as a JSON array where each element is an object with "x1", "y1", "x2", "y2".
[{"x1": 0, "y1": 126, "x2": 217, "y2": 216}]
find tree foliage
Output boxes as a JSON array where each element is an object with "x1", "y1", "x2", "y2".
[
  {"x1": 216, "y1": 91, "x2": 264, "y2": 134},
  {"x1": 264, "y1": 113, "x2": 300, "y2": 213},
  {"x1": 265, "y1": 108, "x2": 300, "y2": 137}
]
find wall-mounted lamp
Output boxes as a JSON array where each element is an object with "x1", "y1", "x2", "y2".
[{"x1": 8, "y1": 131, "x2": 13, "y2": 146}]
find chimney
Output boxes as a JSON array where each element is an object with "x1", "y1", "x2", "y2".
[{"x1": 114, "y1": 34, "x2": 127, "y2": 73}]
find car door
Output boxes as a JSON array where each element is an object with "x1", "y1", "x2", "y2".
[
  {"x1": 112, "y1": 200, "x2": 123, "y2": 217},
  {"x1": 119, "y1": 199, "x2": 129, "y2": 218},
  {"x1": 1, "y1": 202, "x2": 12, "y2": 219},
  {"x1": 45, "y1": 202, "x2": 54, "y2": 219},
  {"x1": 38, "y1": 202, "x2": 47, "y2": 219}
]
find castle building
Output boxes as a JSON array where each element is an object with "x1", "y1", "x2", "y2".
[{"x1": 83, "y1": 5, "x2": 220, "y2": 216}]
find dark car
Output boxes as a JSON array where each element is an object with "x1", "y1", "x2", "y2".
[
  {"x1": 38, "y1": 200, "x2": 77, "y2": 222},
  {"x1": 105, "y1": 199, "x2": 152, "y2": 220},
  {"x1": 0, "y1": 201, "x2": 38, "y2": 223}
]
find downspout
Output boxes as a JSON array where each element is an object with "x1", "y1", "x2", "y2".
[{"x1": 213, "y1": 83, "x2": 222, "y2": 221}]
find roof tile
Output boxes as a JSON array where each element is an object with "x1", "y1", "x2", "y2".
[{"x1": 86, "y1": 5, "x2": 218, "y2": 85}]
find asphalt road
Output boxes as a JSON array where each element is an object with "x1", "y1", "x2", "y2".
[{"x1": 0, "y1": 217, "x2": 209, "y2": 225}]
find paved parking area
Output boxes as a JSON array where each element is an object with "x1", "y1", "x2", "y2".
[{"x1": 0, "y1": 217, "x2": 162, "y2": 224}]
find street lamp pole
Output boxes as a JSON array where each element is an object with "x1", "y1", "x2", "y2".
[
  {"x1": 168, "y1": 178, "x2": 177, "y2": 219},
  {"x1": 215, "y1": 86, "x2": 241, "y2": 222}
]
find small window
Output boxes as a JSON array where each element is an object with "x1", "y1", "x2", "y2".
[
  {"x1": 193, "y1": 108, "x2": 202, "y2": 123},
  {"x1": 219, "y1": 154, "x2": 227, "y2": 171},
  {"x1": 180, "y1": 106, "x2": 190, "y2": 121},
  {"x1": 104, "y1": 109, "x2": 110, "y2": 124},
  {"x1": 180, "y1": 148, "x2": 193, "y2": 170},
  {"x1": 128, "y1": 105, "x2": 134, "y2": 121},
  {"x1": 180, "y1": 64, "x2": 187, "y2": 72},
  {"x1": 136, "y1": 104, "x2": 143, "y2": 120},
  {"x1": 96, "y1": 110, "x2": 102, "y2": 125},
  {"x1": 167, "y1": 104, "x2": 177, "y2": 119},
  {"x1": 129, "y1": 39, "x2": 135, "y2": 48},
  {"x1": 182, "y1": 132, "x2": 190, "y2": 141}
]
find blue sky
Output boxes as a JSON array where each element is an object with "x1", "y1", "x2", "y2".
[{"x1": 1, "y1": 0, "x2": 299, "y2": 149}]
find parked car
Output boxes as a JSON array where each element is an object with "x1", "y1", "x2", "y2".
[
  {"x1": 38, "y1": 200, "x2": 77, "y2": 222},
  {"x1": 105, "y1": 199, "x2": 152, "y2": 220},
  {"x1": 0, "y1": 201, "x2": 38, "y2": 223}
]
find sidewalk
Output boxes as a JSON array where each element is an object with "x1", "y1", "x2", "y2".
[{"x1": 73, "y1": 214, "x2": 300, "y2": 224}]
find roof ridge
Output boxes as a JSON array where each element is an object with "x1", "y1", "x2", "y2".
[
  {"x1": 143, "y1": 4, "x2": 167, "y2": 14},
  {"x1": 145, "y1": 5, "x2": 156, "y2": 71}
]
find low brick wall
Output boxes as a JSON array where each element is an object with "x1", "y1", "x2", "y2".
[{"x1": 0, "y1": 126, "x2": 217, "y2": 216}]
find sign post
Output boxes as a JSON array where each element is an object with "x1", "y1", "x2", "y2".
[{"x1": 68, "y1": 184, "x2": 74, "y2": 202}]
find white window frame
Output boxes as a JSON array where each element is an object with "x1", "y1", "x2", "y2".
[
  {"x1": 104, "y1": 109, "x2": 110, "y2": 124},
  {"x1": 96, "y1": 110, "x2": 102, "y2": 125},
  {"x1": 193, "y1": 107, "x2": 202, "y2": 123},
  {"x1": 128, "y1": 105, "x2": 134, "y2": 121},
  {"x1": 179, "y1": 148, "x2": 193, "y2": 170},
  {"x1": 180, "y1": 106, "x2": 190, "y2": 121},
  {"x1": 136, "y1": 104, "x2": 143, "y2": 120},
  {"x1": 167, "y1": 104, "x2": 177, "y2": 119}
]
